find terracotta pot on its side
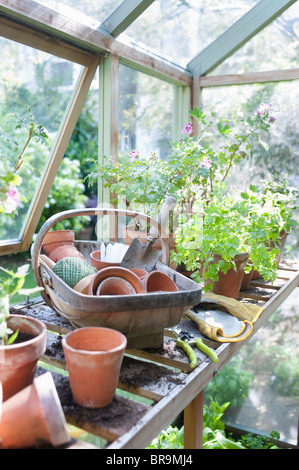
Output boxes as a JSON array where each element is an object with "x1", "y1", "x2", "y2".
[
  {"x1": 42, "y1": 230, "x2": 75, "y2": 256},
  {"x1": 142, "y1": 271, "x2": 178, "y2": 293},
  {"x1": 0, "y1": 372, "x2": 70, "y2": 449},
  {"x1": 49, "y1": 245, "x2": 85, "y2": 263},
  {"x1": 0, "y1": 315, "x2": 47, "y2": 402},
  {"x1": 62, "y1": 327, "x2": 127, "y2": 408}
]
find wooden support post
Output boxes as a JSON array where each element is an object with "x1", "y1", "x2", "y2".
[{"x1": 183, "y1": 389, "x2": 204, "y2": 449}]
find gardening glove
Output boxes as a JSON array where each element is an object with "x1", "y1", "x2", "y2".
[
  {"x1": 200, "y1": 292, "x2": 263, "y2": 324},
  {"x1": 183, "y1": 293, "x2": 263, "y2": 343}
]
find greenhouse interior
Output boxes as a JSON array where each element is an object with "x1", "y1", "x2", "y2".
[{"x1": 0, "y1": 0, "x2": 298, "y2": 451}]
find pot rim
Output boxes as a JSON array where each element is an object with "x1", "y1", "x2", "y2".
[
  {"x1": 62, "y1": 326, "x2": 127, "y2": 355},
  {"x1": 0, "y1": 314, "x2": 47, "y2": 351}
]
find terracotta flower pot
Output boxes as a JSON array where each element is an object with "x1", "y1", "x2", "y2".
[
  {"x1": 90, "y1": 250, "x2": 120, "y2": 270},
  {"x1": 240, "y1": 263, "x2": 254, "y2": 291},
  {"x1": 129, "y1": 268, "x2": 147, "y2": 279},
  {"x1": 96, "y1": 277, "x2": 137, "y2": 296},
  {"x1": 0, "y1": 315, "x2": 47, "y2": 402},
  {"x1": 62, "y1": 327, "x2": 127, "y2": 408},
  {"x1": 42, "y1": 230, "x2": 75, "y2": 256},
  {"x1": 49, "y1": 245, "x2": 85, "y2": 263},
  {"x1": 88, "y1": 267, "x2": 145, "y2": 296},
  {"x1": 142, "y1": 270, "x2": 178, "y2": 293},
  {"x1": 206, "y1": 253, "x2": 249, "y2": 299},
  {"x1": 73, "y1": 274, "x2": 95, "y2": 295},
  {"x1": 0, "y1": 372, "x2": 70, "y2": 449}
]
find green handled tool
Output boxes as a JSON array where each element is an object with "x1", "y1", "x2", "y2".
[{"x1": 172, "y1": 327, "x2": 218, "y2": 369}]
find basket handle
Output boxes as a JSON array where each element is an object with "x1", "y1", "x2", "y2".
[{"x1": 31, "y1": 208, "x2": 171, "y2": 288}]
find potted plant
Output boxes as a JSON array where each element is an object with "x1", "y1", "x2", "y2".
[
  {"x1": 0, "y1": 264, "x2": 46, "y2": 401},
  {"x1": 171, "y1": 185, "x2": 289, "y2": 298}
]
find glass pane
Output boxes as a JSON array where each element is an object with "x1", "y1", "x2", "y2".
[
  {"x1": 118, "y1": 0, "x2": 258, "y2": 68},
  {"x1": 201, "y1": 81, "x2": 299, "y2": 258},
  {"x1": 219, "y1": 289, "x2": 299, "y2": 445},
  {"x1": 201, "y1": 82, "x2": 299, "y2": 444},
  {"x1": 211, "y1": 1, "x2": 299, "y2": 75},
  {"x1": 34, "y1": 0, "x2": 123, "y2": 28},
  {"x1": 118, "y1": 63, "x2": 174, "y2": 160},
  {"x1": 0, "y1": 36, "x2": 83, "y2": 244}
]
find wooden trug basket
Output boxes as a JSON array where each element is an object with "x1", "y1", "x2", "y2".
[{"x1": 32, "y1": 208, "x2": 202, "y2": 349}]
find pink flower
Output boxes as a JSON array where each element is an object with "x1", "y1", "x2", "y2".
[
  {"x1": 199, "y1": 157, "x2": 212, "y2": 170},
  {"x1": 182, "y1": 122, "x2": 193, "y2": 136},
  {"x1": 129, "y1": 150, "x2": 140, "y2": 161},
  {"x1": 257, "y1": 103, "x2": 276, "y2": 122},
  {"x1": 3, "y1": 184, "x2": 20, "y2": 214}
]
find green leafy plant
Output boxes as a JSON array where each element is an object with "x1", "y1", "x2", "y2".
[
  {"x1": 241, "y1": 431, "x2": 280, "y2": 449},
  {"x1": 204, "y1": 358, "x2": 253, "y2": 410},
  {"x1": 147, "y1": 398, "x2": 244, "y2": 449},
  {"x1": 0, "y1": 264, "x2": 42, "y2": 345},
  {"x1": 172, "y1": 185, "x2": 284, "y2": 289}
]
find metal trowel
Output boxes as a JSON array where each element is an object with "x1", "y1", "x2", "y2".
[{"x1": 120, "y1": 196, "x2": 176, "y2": 271}]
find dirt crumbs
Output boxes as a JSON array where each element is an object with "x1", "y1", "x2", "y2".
[{"x1": 52, "y1": 372, "x2": 149, "y2": 437}]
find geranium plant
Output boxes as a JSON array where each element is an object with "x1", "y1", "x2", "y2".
[
  {"x1": 172, "y1": 183, "x2": 294, "y2": 291},
  {"x1": 88, "y1": 150, "x2": 170, "y2": 227},
  {"x1": 87, "y1": 103, "x2": 276, "y2": 231}
]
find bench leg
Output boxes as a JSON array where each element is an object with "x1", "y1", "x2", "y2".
[{"x1": 183, "y1": 390, "x2": 204, "y2": 449}]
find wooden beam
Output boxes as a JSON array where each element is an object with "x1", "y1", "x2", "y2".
[
  {"x1": 0, "y1": 15, "x2": 95, "y2": 66},
  {"x1": 0, "y1": 0, "x2": 191, "y2": 86},
  {"x1": 199, "y1": 68, "x2": 299, "y2": 87},
  {"x1": 187, "y1": 0, "x2": 297, "y2": 76},
  {"x1": 18, "y1": 56, "x2": 100, "y2": 252},
  {"x1": 100, "y1": 0, "x2": 155, "y2": 37}
]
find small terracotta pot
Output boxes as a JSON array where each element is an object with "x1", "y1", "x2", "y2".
[
  {"x1": 0, "y1": 372, "x2": 70, "y2": 449},
  {"x1": 42, "y1": 230, "x2": 75, "y2": 256},
  {"x1": 62, "y1": 327, "x2": 127, "y2": 408},
  {"x1": 73, "y1": 274, "x2": 95, "y2": 295},
  {"x1": 96, "y1": 277, "x2": 137, "y2": 296},
  {"x1": 0, "y1": 315, "x2": 47, "y2": 402},
  {"x1": 142, "y1": 271, "x2": 178, "y2": 293},
  {"x1": 129, "y1": 268, "x2": 147, "y2": 279},
  {"x1": 88, "y1": 267, "x2": 145, "y2": 296},
  {"x1": 240, "y1": 263, "x2": 254, "y2": 291},
  {"x1": 90, "y1": 250, "x2": 120, "y2": 270},
  {"x1": 49, "y1": 245, "x2": 85, "y2": 263}
]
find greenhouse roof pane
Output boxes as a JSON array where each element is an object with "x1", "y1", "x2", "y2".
[
  {"x1": 34, "y1": 0, "x2": 123, "y2": 28},
  {"x1": 211, "y1": 1, "x2": 299, "y2": 75},
  {"x1": 117, "y1": 0, "x2": 259, "y2": 68}
]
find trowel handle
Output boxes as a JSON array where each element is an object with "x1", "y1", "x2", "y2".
[{"x1": 148, "y1": 196, "x2": 177, "y2": 240}]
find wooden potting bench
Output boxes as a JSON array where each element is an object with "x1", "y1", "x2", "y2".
[{"x1": 11, "y1": 260, "x2": 299, "y2": 449}]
